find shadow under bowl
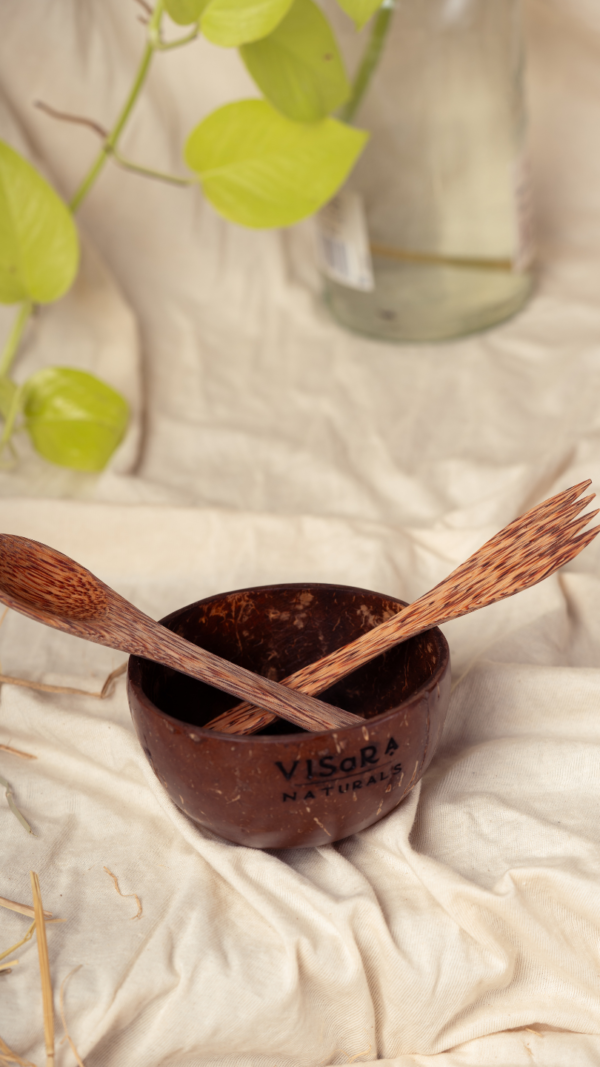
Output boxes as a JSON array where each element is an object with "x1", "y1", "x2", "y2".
[{"x1": 127, "y1": 582, "x2": 451, "y2": 849}]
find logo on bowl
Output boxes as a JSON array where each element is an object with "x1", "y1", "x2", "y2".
[{"x1": 274, "y1": 736, "x2": 403, "y2": 802}]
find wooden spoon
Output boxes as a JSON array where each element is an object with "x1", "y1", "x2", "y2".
[
  {"x1": 0, "y1": 536, "x2": 362, "y2": 733},
  {"x1": 208, "y1": 479, "x2": 599, "y2": 735}
]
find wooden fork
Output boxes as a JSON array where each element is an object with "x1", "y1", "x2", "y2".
[{"x1": 207, "y1": 479, "x2": 599, "y2": 735}]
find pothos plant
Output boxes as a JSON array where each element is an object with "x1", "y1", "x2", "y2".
[{"x1": 0, "y1": 0, "x2": 393, "y2": 472}]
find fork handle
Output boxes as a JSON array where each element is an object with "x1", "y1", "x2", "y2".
[{"x1": 205, "y1": 597, "x2": 438, "y2": 735}]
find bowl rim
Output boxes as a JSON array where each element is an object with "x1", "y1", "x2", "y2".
[{"x1": 127, "y1": 581, "x2": 450, "y2": 745}]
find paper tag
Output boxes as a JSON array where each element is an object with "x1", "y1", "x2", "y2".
[
  {"x1": 513, "y1": 152, "x2": 535, "y2": 272},
  {"x1": 316, "y1": 191, "x2": 374, "y2": 291}
]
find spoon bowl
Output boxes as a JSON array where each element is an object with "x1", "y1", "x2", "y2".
[{"x1": 0, "y1": 536, "x2": 110, "y2": 621}]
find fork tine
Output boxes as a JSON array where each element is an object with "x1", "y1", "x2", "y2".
[
  {"x1": 547, "y1": 523, "x2": 600, "y2": 574},
  {"x1": 473, "y1": 519, "x2": 600, "y2": 603},
  {"x1": 554, "y1": 478, "x2": 592, "y2": 500},
  {"x1": 571, "y1": 491, "x2": 596, "y2": 512},
  {"x1": 506, "y1": 494, "x2": 597, "y2": 550},
  {"x1": 566, "y1": 508, "x2": 600, "y2": 538},
  {"x1": 483, "y1": 481, "x2": 593, "y2": 552},
  {"x1": 554, "y1": 527, "x2": 599, "y2": 578},
  {"x1": 546, "y1": 492, "x2": 596, "y2": 526},
  {"x1": 518, "y1": 485, "x2": 595, "y2": 536},
  {"x1": 460, "y1": 493, "x2": 596, "y2": 574},
  {"x1": 517, "y1": 508, "x2": 600, "y2": 570},
  {"x1": 523, "y1": 480, "x2": 589, "y2": 520},
  {"x1": 521, "y1": 480, "x2": 592, "y2": 523},
  {"x1": 441, "y1": 486, "x2": 598, "y2": 595},
  {"x1": 535, "y1": 493, "x2": 597, "y2": 534},
  {"x1": 572, "y1": 524, "x2": 600, "y2": 550}
]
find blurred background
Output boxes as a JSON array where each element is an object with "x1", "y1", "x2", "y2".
[{"x1": 1, "y1": 0, "x2": 599, "y2": 531}]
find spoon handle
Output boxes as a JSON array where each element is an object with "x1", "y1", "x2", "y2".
[
  {"x1": 204, "y1": 601, "x2": 435, "y2": 734},
  {"x1": 119, "y1": 608, "x2": 362, "y2": 732}
]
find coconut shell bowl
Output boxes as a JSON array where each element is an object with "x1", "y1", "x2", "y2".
[{"x1": 127, "y1": 582, "x2": 450, "y2": 849}]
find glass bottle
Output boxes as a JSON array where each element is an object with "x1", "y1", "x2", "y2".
[{"x1": 317, "y1": 0, "x2": 534, "y2": 343}]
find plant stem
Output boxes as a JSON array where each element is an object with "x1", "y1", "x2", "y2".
[
  {"x1": 111, "y1": 148, "x2": 196, "y2": 186},
  {"x1": 1, "y1": 0, "x2": 196, "y2": 449},
  {"x1": 0, "y1": 384, "x2": 24, "y2": 455},
  {"x1": 0, "y1": 301, "x2": 33, "y2": 378},
  {"x1": 340, "y1": 0, "x2": 395, "y2": 125},
  {"x1": 69, "y1": 0, "x2": 165, "y2": 212},
  {"x1": 0, "y1": 0, "x2": 168, "y2": 452},
  {"x1": 156, "y1": 24, "x2": 200, "y2": 49}
]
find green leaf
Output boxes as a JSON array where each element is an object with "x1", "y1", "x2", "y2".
[
  {"x1": 164, "y1": 0, "x2": 208, "y2": 24},
  {"x1": 240, "y1": 0, "x2": 350, "y2": 121},
  {"x1": 201, "y1": 0, "x2": 294, "y2": 47},
  {"x1": 335, "y1": 0, "x2": 383, "y2": 30},
  {"x1": 0, "y1": 377, "x2": 17, "y2": 420},
  {"x1": 23, "y1": 367, "x2": 129, "y2": 472},
  {"x1": 0, "y1": 141, "x2": 79, "y2": 305},
  {"x1": 184, "y1": 99, "x2": 367, "y2": 227}
]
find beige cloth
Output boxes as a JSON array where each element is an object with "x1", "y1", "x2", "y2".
[{"x1": 2, "y1": 0, "x2": 600, "y2": 1064}]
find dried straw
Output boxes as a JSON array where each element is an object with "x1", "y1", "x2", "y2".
[
  {"x1": 0, "y1": 662, "x2": 127, "y2": 701},
  {"x1": 0, "y1": 920, "x2": 35, "y2": 963},
  {"x1": 349, "y1": 1044, "x2": 372, "y2": 1063},
  {"x1": 328, "y1": 1044, "x2": 372, "y2": 1064},
  {"x1": 0, "y1": 773, "x2": 33, "y2": 835},
  {"x1": 0, "y1": 657, "x2": 126, "y2": 835},
  {"x1": 0, "y1": 1036, "x2": 36, "y2": 1067},
  {"x1": 0, "y1": 604, "x2": 126, "y2": 700},
  {"x1": 103, "y1": 867, "x2": 142, "y2": 920},
  {"x1": 0, "y1": 960, "x2": 18, "y2": 972},
  {"x1": 0, "y1": 896, "x2": 52, "y2": 920},
  {"x1": 30, "y1": 872, "x2": 54, "y2": 1067},
  {"x1": 59, "y1": 967, "x2": 85, "y2": 1067},
  {"x1": 0, "y1": 745, "x2": 36, "y2": 760}
]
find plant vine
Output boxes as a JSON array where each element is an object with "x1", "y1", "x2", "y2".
[{"x1": 0, "y1": 0, "x2": 394, "y2": 473}]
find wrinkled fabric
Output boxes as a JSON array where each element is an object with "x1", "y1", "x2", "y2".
[{"x1": 2, "y1": 0, "x2": 600, "y2": 1064}]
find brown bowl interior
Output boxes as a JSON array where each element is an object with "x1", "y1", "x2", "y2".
[
  {"x1": 128, "y1": 582, "x2": 450, "y2": 848},
  {"x1": 139, "y1": 584, "x2": 439, "y2": 729}
]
